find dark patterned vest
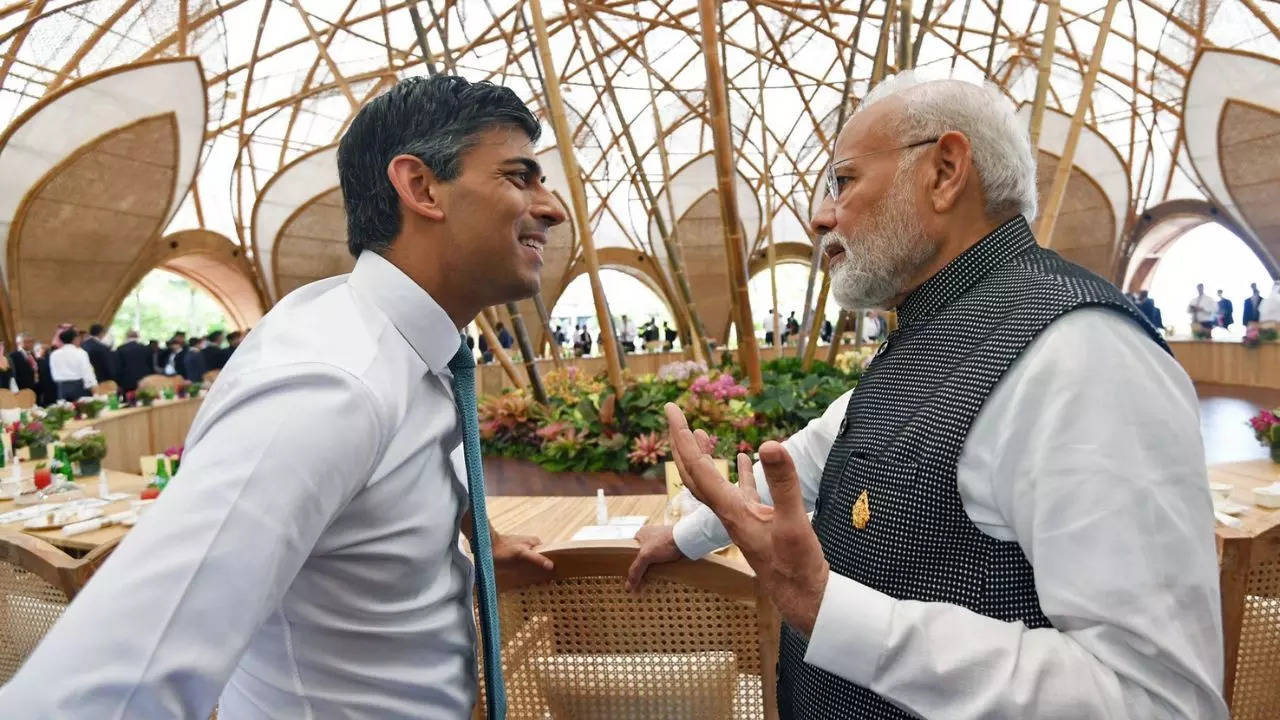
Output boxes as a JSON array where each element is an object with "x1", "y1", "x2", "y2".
[{"x1": 777, "y1": 216, "x2": 1169, "y2": 719}]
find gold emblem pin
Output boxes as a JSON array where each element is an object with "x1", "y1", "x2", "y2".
[{"x1": 852, "y1": 490, "x2": 870, "y2": 530}]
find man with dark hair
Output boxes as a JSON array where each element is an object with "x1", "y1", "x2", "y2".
[
  {"x1": 3, "y1": 75, "x2": 563, "y2": 719},
  {"x1": 1243, "y1": 282, "x2": 1263, "y2": 326},
  {"x1": 223, "y1": 330, "x2": 243, "y2": 363},
  {"x1": 82, "y1": 323, "x2": 114, "y2": 385},
  {"x1": 184, "y1": 336, "x2": 208, "y2": 383},
  {"x1": 114, "y1": 329, "x2": 150, "y2": 393},
  {"x1": 9, "y1": 332, "x2": 37, "y2": 392},
  {"x1": 146, "y1": 339, "x2": 162, "y2": 374},
  {"x1": 49, "y1": 327, "x2": 96, "y2": 401},
  {"x1": 202, "y1": 330, "x2": 226, "y2": 371}
]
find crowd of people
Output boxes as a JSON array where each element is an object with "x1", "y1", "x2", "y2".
[{"x1": 0, "y1": 324, "x2": 245, "y2": 404}]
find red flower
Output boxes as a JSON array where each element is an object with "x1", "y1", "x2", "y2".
[{"x1": 737, "y1": 441, "x2": 754, "y2": 454}]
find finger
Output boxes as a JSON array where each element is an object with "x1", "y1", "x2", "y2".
[
  {"x1": 671, "y1": 427, "x2": 712, "y2": 504},
  {"x1": 665, "y1": 404, "x2": 695, "y2": 484},
  {"x1": 626, "y1": 553, "x2": 652, "y2": 592},
  {"x1": 518, "y1": 547, "x2": 554, "y2": 571},
  {"x1": 758, "y1": 441, "x2": 805, "y2": 521},
  {"x1": 694, "y1": 428, "x2": 715, "y2": 455},
  {"x1": 674, "y1": 428, "x2": 743, "y2": 519},
  {"x1": 737, "y1": 453, "x2": 760, "y2": 504}
]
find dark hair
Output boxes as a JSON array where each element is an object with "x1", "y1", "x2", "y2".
[
  {"x1": 207, "y1": 330, "x2": 224, "y2": 342},
  {"x1": 337, "y1": 75, "x2": 541, "y2": 257},
  {"x1": 227, "y1": 331, "x2": 242, "y2": 343},
  {"x1": 89, "y1": 324, "x2": 104, "y2": 336},
  {"x1": 58, "y1": 328, "x2": 77, "y2": 344},
  {"x1": 189, "y1": 337, "x2": 202, "y2": 348}
]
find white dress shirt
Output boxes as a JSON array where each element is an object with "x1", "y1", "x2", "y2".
[
  {"x1": 48, "y1": 343, "x2": 97, "y2": 388},
  {"x1": 0, "y1": 251, "x2": 480, "y2": 719},
  {"x1": 675, "y1": 308, "x2": 1226, "y2": 719},
  {"x1": 1189, "y1": 294, "x2": 1218, "y2": 324}
]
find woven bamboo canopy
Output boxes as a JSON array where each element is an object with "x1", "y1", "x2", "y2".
[{"x1": 0, "y1": 1, "x2": 1277, "y2": 380}]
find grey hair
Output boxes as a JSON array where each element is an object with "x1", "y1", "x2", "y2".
[{"x1": 859, "y1": 72, "x2": 1037, "y2": 223}]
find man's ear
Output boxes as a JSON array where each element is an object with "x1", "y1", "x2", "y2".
[
  {"x1": 387, "y1": 154, "x2": 445, "y2": 222},
  {"x1": 928, "y1": 130, "x2": 972, "y2": 214}
]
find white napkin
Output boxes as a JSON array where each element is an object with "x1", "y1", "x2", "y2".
[
  {"x1": 62, "y1": 511, "x2": 135, "y2": 537},
  {"x1": 1214, "y1": 511, "x2": 1243, "y2": 529},
  {"x1": 571, "y1": 525, "x2": 640, "y2": 541}
]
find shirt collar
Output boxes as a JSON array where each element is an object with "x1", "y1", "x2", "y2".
[
  {"x1": 347, "y1": 250, "x2": 459, "y2": 372},
  {"x1": 895, "y1": 215, "x2": 1036, "y2": 330}
]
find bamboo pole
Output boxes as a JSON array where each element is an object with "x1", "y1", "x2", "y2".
[
  {"x1": 697, "y1": 0, "x2": 762, "y2": 393},
  {"x1": 754, "y1": 21, "x2": 781, "y2": 356},
  {"x1": 798, "y1": 0, "x2": 870, "y2": 356},
  {"x1": 802, "y1": 272, "x2": 832, "y2": 369},
  {"x1": 897, "y1": 0, "x2": 913, "y2": 73},
  {"x1": 505, "y1": 302, "x2": 548, "y2": 403},
  {"x1": 531, "y1": 294, "x2": 563, "y2": 369},
  {"x1": 804, "y1": 0, "x2": 895, "y2": 368},
  {"x1": 406, "y1": 2, "x2": 439, "y2": 75},
  {"x1": 527, "y1": 0, "x2": 625, "y2": 396},
  {"x1": 474, "y1": 312, "x2": 524, "y2": 389},
  {"x1": 583, "y1": 13, "x2": 711, "y2": 365},
  {"x1": 1036, "y1": 0, "x2": 1121, "y2": 245},
  {"x1": 1027, "y1": 0, "x2": 1061, "y2": 150},
  {"x1": 984, "y1": 0, "x2": 1005, "y2": 80},
  {"x1": 827, "y1": 310, "x2": 850, "y2": 364}
]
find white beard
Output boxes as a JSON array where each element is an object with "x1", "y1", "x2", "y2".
[{"x1": 826, "y1": 167, "x2": 935, "y2": 310}]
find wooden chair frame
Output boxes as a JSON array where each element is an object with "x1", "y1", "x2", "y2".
[
  {"x1": 0, "y1": 530, "x2": 120, "y2": 600},
  {"x1": 1221, "y1": 523, "x2": 1280, "y2": 718}
]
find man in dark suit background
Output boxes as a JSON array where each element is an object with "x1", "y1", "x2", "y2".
[
  {"x1": 223, "y1": 331, "x2": 243, "y2": 365},
  {"x1": 1243, "y1": 283, "x2": 1263, "y2": 326},
  {"x1": 1216, "y1": 289, "x2": 1234, "y2": 331},
  {"x1": 202, "y1": 331, "x2": 226, "y2": 372},
  {"x1": 184, "y1": 337, "x2": 208, "y2": 383},
  {"x1": 9, "y1": 333, "x2": 37, "y2": 392},
  {"x1": 83, "y1": 324, "x2": 115, "y2": 385},
  {"x1": 114, "y1": 330, "x2": 151, "y2": 393}
]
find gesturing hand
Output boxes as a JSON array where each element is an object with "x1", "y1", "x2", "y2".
[{"x1": 663, "y1": 403, "x2": 829, "y2": 635}]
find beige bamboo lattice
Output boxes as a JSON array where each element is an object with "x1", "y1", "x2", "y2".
[
  {"x1": 0, "y1": 531, "x2": 120, "y2": 683},
  {"x1": 474, "y1": 543, "x2": 777, "y2": 720}
]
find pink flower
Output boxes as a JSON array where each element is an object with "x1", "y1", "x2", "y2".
[
  {"x1": 736, "y1": 441, "x2": 754, "y2": 454},
  {"x1": 628, "y1": 432, "x2": 670, "y2": 467},
  {"x1": 535, "y1": 421, "x2": 570, "y2": 442}
]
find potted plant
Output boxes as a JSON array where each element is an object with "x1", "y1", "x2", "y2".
[
  {"x1": 161, "y1": 385, "x2": 176, "y2": 401},
  {"x1": 188, "y1": 382, "x2": 203, "y2": 397},
  {"x1": 1249, "y1": 409, "x2": 1280, "y2": 464},
  {"x1": 41, "y1": 401, "x2": 75, "y2": 432},
  {"x1": 12, "y1": 420, "x2": 54, "y2": 460},
  {"x1": 176, "y1": 380, "x2": 191, "y2": 399},
  {"x1": 64, "y1": 428, "x2": 107, "y2": 476},
  {"x1": 75, "y1": 397, "x2": 106, "y2": 420},
  {"x1": 137, "y1": 387, "x2": 158, "y2": 407},
  {"x1": 163, "y1": 445, "x2": 183, "y2": 475}
]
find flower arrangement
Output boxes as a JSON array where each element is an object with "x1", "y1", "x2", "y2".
[
  {"x1": 42, "y1": 401, "x2": 75, "y2": 431},
  {"x1": 11, "y1": 420, "x2": 54, "y2": 458},
  {"x1": 75, "y1": 397, "x2": 106, "y2": 419},
  {"x1": 164, "y1": 445, "x2": 183, "y2": 474},
  {"x1": 1249, "y1": 408, "x2": 1280, "y2": 464},
  {"x1": 136, "y1": 387, "x2": 158, "y2": 406},
  {"x1": 834, "y1": 346, "x2": 880, "y2": 375},
  {"x1": 63, "y1": 428, "x2": 107, "y2": 475},
  {"x1": 479, "y1": 357, "x2": 861, "y2": 476},
  {"x1": 656, "y1": 360, "x2": 708, "y2": 382}
]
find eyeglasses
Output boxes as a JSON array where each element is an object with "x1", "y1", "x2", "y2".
[{"x1": 824, "y1": 137, "x2": 941, "y2": 200}]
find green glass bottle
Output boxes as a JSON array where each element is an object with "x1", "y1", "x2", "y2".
[
  {"x1": 57, "y1": 445, "x2": 73, "y2": 484},
  {"x1": 108, "y1": 394, "x2": 119, "y2": 411},
  {"x1": 155, "y1": 455, "x2": 171, "y2": 490}
]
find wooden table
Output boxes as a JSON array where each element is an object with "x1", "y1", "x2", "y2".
[
  {"x1": 488, "y1": 494, "x2": 670, "y2": 543},
  {"x1": 63, "y1": 406, "x2": 152, "y2": 474},
  {"x1": 1210, "y1": 459, "x2": 1280, "y2": 542},
  {"x1": 0, "y1": 471, "x2": 150, "y2": 552},
  {"x1": 62, "y1": 397, "x2": 204, "y2": 473}
]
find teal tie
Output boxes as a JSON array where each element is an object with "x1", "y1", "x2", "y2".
[{"x1": 448, "y1": 339, "x2": 506, "y2": 719}]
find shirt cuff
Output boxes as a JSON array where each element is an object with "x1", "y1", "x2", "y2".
[
  {"x1": 802, "y1": 571, "x2": 895, "y2": 687},
  {"x1": 672, "y1": 505, "x2": 732, "y2": 560}
]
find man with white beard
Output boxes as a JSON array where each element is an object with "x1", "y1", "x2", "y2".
[{"x1": 627, "y1": 73, "x2": 1226, "y2": 720}]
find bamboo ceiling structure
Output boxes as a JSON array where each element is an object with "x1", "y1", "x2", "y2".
[{"x1": 0, "y1": 0, "x2": 1278, "y2": 373}]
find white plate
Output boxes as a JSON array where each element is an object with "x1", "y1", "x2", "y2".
[{"x1": 1214, "y1": 500, "x2": 1249, "y2": 516}]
